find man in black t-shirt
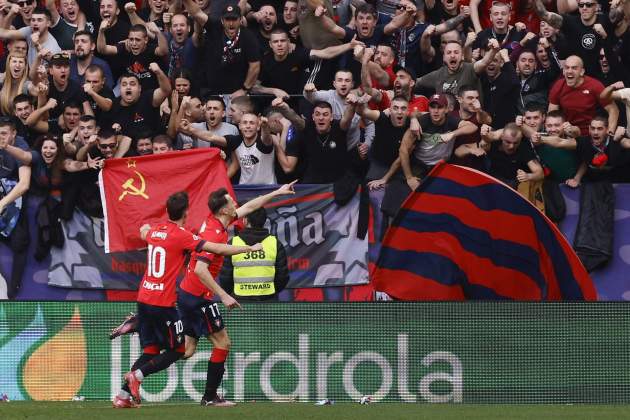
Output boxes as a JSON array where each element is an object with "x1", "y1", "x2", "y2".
[
  {"x1": 358, "y1": 96, "x2": 411, "y2": 185},
  {"x1": 185, "y1": 0, "x2": 261, "y2": 96},
  {"x1": 46, "y1": 53, "x2": 91, "y2": 124},
  {"x1": 255, "y1": 28, "x2": 363, "y2": 97},
  {"x1": 534, "y1": 0, "x2": 610, "y2": 79},
  {"x1": 101, "y1": 65, "x2": 171, "y2": 138},
  {"x1": 97, "y1": 23, "x2": 167, "y2": 91},
  {"x1": 481, "y1": 122, "x2": 544, "y2": 187},
  {"x1": 97, "y1": 0, "x2": 131, "y2": 80},
  {"x1": 274, "y1": 100, "x2": 355, "y2": 183},
  {"x1": 84, "y1": 64, "x2": 115, "y2": 121}
]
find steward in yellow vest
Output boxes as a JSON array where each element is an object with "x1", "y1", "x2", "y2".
[{"x1": 219, "y1": 207, "x2": 289, "y2": 301}]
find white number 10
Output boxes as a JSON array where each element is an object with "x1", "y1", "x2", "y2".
[{"x1": 147, "y1": 244, "x2": 166, "y2": 278}]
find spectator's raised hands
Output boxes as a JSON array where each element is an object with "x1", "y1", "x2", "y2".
[
  {"x1": 459, "y1": 5, "x2": 470, "y2": 17},
  {"x1": 124, "y1": 2, "x2": 136, "y2": 14},
  {"x1": 593, "y1": 23, "x2": 607, "y2": 39},
  {"x1": 487, "y1": 38, "x2": 500, "y2": 51},
  {"x1": 514, "y1": 22, "x2": 526, "y2": 32},
  {"x1": 45, "y1": 98, "x2": 58, "y2": 111},
  {"x1": 424, "y1": 24, "x2": 437, "y2": 38},
  {"x1": 515, "y1": 116, "x2": 523, "y2": 126},
  {"x1": 314, "y1": 5, "x2": 326, "y2": 17},
  {"x1": 465, "y1": 31, "x2": 477, "y2": 47},
  {"x1": 480, "y1": 123, "x2": 493, "y2": 137},
  {"x1": 148, "y1": 62, "x2": 161, "y2": 73},
  {"x1": 304, "y1": 83, "x2": 316, "y2": 93}
]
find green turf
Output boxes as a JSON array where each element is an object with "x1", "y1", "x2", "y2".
[{"x1": 0, "y1": 402, "x2": 628, "y2": 420}]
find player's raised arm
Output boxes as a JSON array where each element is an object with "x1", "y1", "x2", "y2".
[
  {"x1": 201, "y1": 241, "x2": 263, "y2": 256},
  {"x1": 236, "y1": 180, "x2": 297, "y2": 218}
]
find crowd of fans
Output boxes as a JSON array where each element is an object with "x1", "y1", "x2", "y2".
[{"x1": 1, "y1": 0, "x2": 630, "y2": 298}]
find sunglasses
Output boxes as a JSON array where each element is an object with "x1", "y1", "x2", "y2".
[
  {"x1": 98, "y1": 143, "x2": 116, "y2": 149},
  {"x1": 15, "y1": 0, "x2": 34, "y2": 7},
  {"x1": 577, "y1": 2, "x2": 595, "y2": 7}
]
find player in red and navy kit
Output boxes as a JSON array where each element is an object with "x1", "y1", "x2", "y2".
[
  {"x1": 113, "y1": 191, "x2": 261, "y2": 409},
  {"x1": 177, "y1": 181, "x2": 296, "y2": 407}
]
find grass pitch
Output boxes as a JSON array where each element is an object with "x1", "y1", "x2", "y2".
[{"x1": 0, "y1": 402, "x2": 628, "y2": 419}]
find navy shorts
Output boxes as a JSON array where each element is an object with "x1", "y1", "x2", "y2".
[
  {"x1": 177, "y1": 289, "x2": 225, "y2": 339},
  {"x1": 137, "y1": 302, "x2": 184, "y2": 350}
]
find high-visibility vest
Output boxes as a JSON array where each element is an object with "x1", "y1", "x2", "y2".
[{"x1": 232, "y1": 235, "x2": 277, "y2": 296}]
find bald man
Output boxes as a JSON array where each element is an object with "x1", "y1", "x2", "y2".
[{"x1": 548, "y1": 55, "x2": 618, "y2": 136}]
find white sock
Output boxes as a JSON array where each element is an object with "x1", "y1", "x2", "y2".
[
  {"x1": 134, "y1": 370, "x2": 144, "y2": 381},
  {"x1": 118, "y1": 390, "x2": 130, "y2": 399}
]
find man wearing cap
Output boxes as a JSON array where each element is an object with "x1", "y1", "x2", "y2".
[
  {"x1": 39, "y1": 52, "x2": 91, "y2": 127},
  {"x1": 380, "y1": 92, "x2": 476, "y2": 218},
  {"x1": 0, "y1": 6, "x2": 61, "y2": 67},
  {"x1": 184, "y1": 0, "x2": 261, "y2": 97}
]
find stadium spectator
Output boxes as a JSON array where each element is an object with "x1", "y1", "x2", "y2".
[{"x1": 69, "y1": 30, "x2": 114, "y2": 89}]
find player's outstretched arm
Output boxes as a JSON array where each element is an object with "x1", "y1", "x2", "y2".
[
  {"x1": 201, "y1": 241, "x2": 263, "y2": 256},
  {"x1": 236, "y1": 180, "x2": 297, "y2": 218},
  {"x1": 194, "y1": 260, "x2": 241, "y2": 309}
]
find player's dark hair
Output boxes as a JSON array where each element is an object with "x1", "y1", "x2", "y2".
[
  {"x1": 246, "y1": 206, "x2": 267, "y2": 229},
  {"x1": 208, "y1": 188, "x2": 229, "y2": 215},
  {"x1": 167, "y1": 191, "x2": 189, "y2": 221}
]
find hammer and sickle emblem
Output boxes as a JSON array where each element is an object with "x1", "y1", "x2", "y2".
[{"x1": 118, "y1": 170, "x2": 149, "y2": 201}]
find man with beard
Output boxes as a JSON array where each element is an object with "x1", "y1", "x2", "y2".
[
  {"x1": 248, "y1": 4, "x2": 278, "y2": 56},
  {"x1": 102, "y1": 65, "x2": 171, "y2": 138},
  {"x1": 70, "y1": 30, "x2": 114, "y2": 88},
  {"x1": 46, "y1": 0, "x2": 84, "y2": 49},
  {"x1": 355, "y1": 44, "x2": 397, "y2": 90},
  {"x1": 471, "y1": 2, "x2": 526, "y2": 54},
  {"x1": 97, "y1": 0, "x2": 131, "y2": 80},
  {"x1": 480, "y1": 49, "x2": 520, "y2": 128},
  {"x1": 98, "y1": 21, "x2": 168, "y2": 91},
  {"x1": 185, "y1": 1, "x2": 261, "y2": 97},
  {"x1": 514, "y1": 42, "x2": 560, "y2": 113},
  {"x1": 361, "y1": 56, "x2": 429, "y2": 113},
  {"x1": 0, "y1": 7, "x2": 61, "y2": 67},
  {"x1": 180, "y1": 111, "x2": 276, "y2": 184},
  {"x1": 548, "y1": 55, "x2": 618, "y2": 136},
  {"x1": 415, "y1": 39, "x2": 500, "y2": 98},
  {"x1": 255, "y1": 28, "x2": 364, "y2": 98},
  {"x1": 304, "y1": 69, "x2": 374, "y2": 150},
  {"x1": 534, "y1": 0, "x2": 609, "y2": 79}
]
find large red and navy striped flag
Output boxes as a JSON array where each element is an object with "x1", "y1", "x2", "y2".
[{"x1": 373, "y1": 163, "x2": 596, "y2": 300}]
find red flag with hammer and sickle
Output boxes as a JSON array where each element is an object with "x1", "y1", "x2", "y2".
[{"x1": 99, "y1": 149, "x2": 235, "y2": 253}]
